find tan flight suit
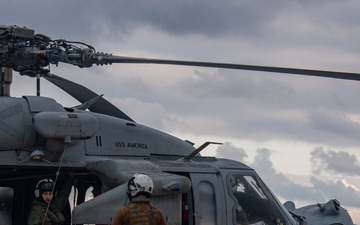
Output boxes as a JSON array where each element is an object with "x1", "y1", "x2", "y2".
[{"x1": 112, "y1": 198, "x2": 167, "y2": 225}]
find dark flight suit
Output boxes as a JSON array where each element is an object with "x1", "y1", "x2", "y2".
[{"x1": 27, "y1": 178, "x2": 72, "y2": 225}]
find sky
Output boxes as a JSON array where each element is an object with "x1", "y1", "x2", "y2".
[{"x1": 2, "y1": 0, "x2": 360, "y2": 223}]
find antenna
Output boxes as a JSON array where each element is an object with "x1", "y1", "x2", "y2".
[
  {"x1": 37, "y1": 74, "x2": 41, "y2": 96},
  {"x1": 183, "y1": 141, "x2": 222, "y2": 161}
]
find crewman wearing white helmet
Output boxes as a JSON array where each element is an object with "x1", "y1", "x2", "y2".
[{"x1": 111, "y1": 173, "x2": 167, "y2": 225}]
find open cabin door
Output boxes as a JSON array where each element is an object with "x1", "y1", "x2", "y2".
[{"x1": 190, "y1": 173, "x2": 226, "y2": 225}]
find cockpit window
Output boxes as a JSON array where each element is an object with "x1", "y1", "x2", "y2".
[{"x1": 228, "y1": 175, "x2": 285, "y2": 225}]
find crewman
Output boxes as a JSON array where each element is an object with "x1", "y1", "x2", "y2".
[
  {"x1": 28, "y1": 177, "x2": 72, "y2": 225},
  {"x1": 111, "y1": 173, "x2": 167, "y2": 225}
]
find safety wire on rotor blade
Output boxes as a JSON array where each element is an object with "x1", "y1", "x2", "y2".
[{"x1": 41, "y1": 144, "x2": 68, "y2": 225}]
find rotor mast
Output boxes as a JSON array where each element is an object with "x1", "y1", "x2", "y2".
[{"x1": 0, "y1": 67, "x2": 12, "y2": 96}]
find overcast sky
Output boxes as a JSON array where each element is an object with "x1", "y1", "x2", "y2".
[{"x1": 2, "y1": 0, "x2": 360, "y2": 223}]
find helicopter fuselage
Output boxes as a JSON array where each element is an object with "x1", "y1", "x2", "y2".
[{"x1": 0, "y1": 95, "x2": 300, "y2": 225}]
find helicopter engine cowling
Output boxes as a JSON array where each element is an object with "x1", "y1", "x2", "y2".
[
  {"x1": 33, "y1": 111, "x2": 99, "y2": 139},
  {"x1": 32, "y1": 111, "x2": 99, "y2": 161},
  {"x1": 0, "y1": 95, "x2": 101, "y2": 162}
]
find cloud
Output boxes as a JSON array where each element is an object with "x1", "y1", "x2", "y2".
[
  {"x1": 215, "y1": 145, "x2": 360, "y2": 208},
  {"x1": 307, "y1": 109, "x2": 360, "y2": 140},
  {"x1": 2, "y1": 1, "x2": 280, "y2": 40},
  {"x1": 252, "y1": 148, "x2": 360, "y2": 208},
  {"x1": 177, "y1": 70, "x2": 295, "y2": 100},
  {"x1": 6, "y1": 0, "x2": 360, "y2": 48},
  {"x1": 310, "y1": 147, "x2": 360, "y2": 176},
  {"x1": 249, "y1": 148, "x2": 319, "y2": 202},
  {"x1": 215, "y1": 142, "x2": 248, "y2": 162},
  {"x1": 309, "y1": 177, "x2": 360, "y2": 208}
]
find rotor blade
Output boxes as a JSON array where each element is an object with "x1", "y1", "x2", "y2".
[
  {"x1": 98, "y1": 55, "x2": 360, "y2": 81},
  {"x1": 43, "y1": 73, "x2": 134, "y2": 122}
]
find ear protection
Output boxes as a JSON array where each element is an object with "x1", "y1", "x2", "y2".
[
  {"x1": 34, "y1": 188, "x2": 40, "y2": 198},
  {"x1": 34, "y1": 178, "x2": 54, "y2": 197}
]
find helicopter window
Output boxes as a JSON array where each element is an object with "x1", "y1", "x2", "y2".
[
  {"x1": 0, "y1": 187, "x2": 13, "y2": 224},
  {"x1": 199, "y1": 181, "x2": 216, "y2": 225},
  {"x1": 228, "y1": 175, "x2": 285, "y2": 225}
]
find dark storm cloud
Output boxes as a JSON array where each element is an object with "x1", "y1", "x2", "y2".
[
  {"x1": 3, "y1": 0, "x2": 360, "y2": 62},
  {"x1": 2, "y1": 0, "x2": 360, "y2": 49},
  {"x1": 158, "y1": 68, "x2": 360, "y2": 148},
  {"x1": 307, "y1": 109, "x2": 360, "y2": 138},
  {"x1": 310, "y1": 147, "x2": 360, "y2": 176},
  {"x1": 1, "y1": 1, "x2": 93, "y2": 39},
  {"x1": 0, "y1": 0, "x2": 288, "y2": 59},
  {"x1": 104, "y1": 0, "x2": 282, "y2": 37},
  {"x1": 301, "y1": 109, "x2": 360, "y2": 147},
  {"x1": 177, "y1": 70, "x2": 295, "y2": 100},
  {"x1": 90, "y1": 0, "x2": 284, "y2": 38},
  {"x1": 0, "y1": 0, "x2": 301, "y2": 40}
]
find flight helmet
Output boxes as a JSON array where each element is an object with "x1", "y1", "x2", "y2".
[
  {"x1": 127, "y1": 173, "x2": 153, "y2": 200},
  {"x1": 34, "y1": 178, "x2": 55, "y2": 197}
]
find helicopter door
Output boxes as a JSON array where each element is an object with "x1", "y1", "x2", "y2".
[
  {"x1": 190, "y1": 173, "x2": 226, "y2": 225},
  {"x1": 0, "y1": 187, "x2": 13, "y2": 225}
]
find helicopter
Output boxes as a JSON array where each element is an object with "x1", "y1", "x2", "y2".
[{"x1": 0, "y1": 24, "x2": 356, "y2": 225}]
